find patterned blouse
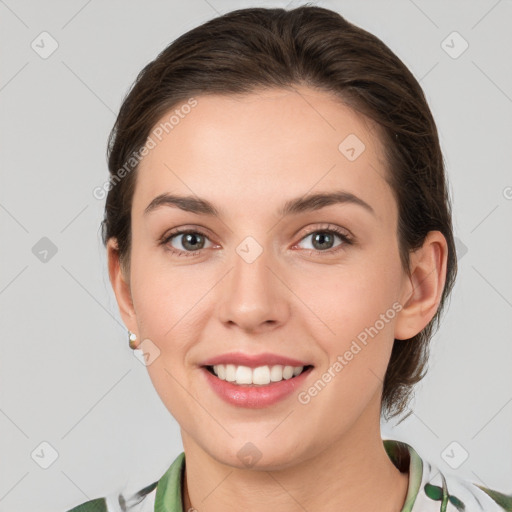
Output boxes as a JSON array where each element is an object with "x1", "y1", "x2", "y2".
[{"x1": 66, "y1": 439, "x2": 512, "y2": 511}]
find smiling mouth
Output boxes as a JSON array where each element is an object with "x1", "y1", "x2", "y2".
[{"x1": 203, "y1": 364, "x2": 314, "y2": 386}]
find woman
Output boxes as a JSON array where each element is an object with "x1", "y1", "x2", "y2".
[{"x1": 67, "y1": 5, "x2": 512, "y2": 512}]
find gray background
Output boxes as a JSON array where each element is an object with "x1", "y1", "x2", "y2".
[{"x1": 1, "y1": 0, "x2": 511, "y2": 510}]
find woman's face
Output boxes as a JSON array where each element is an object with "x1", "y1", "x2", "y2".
[{"x1": 112, "y1": 86, "x2": 415, "y2": 468}]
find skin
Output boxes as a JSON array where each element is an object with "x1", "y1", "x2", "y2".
[{"x1": 107, "y1": 85, "x2": 448, "y2": 512}]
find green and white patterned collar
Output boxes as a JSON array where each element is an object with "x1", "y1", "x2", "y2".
[
  {"x1": 151, "y1": 439, "x2": 512, "y2": 512},
  {"x1": 153, "y1": 439, "x2": 423, "y2": 512},
  {"x1": 154, "y1": 451, "x2": 185, "y2": 512}
]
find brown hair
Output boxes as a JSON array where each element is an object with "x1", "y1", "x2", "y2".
[{"x1": 101, "y1": 5, "x2": 457, "y2": 422}]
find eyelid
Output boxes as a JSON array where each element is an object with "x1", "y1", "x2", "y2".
[
  {"x1": 159, "y1": 224, "x2": 214, "y2": 243},
  {"x1": 295, "y1": 223, "x2": 352, "y2": 241}
]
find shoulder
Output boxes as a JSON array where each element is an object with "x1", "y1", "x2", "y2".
[
  {"x1": 63, "y1": 452, "x2": 185, "y2": 512},
  {"x1": 407, "y1": 443, "x2": 512, "y2": 511},
  {"x1": 383, "y1": 439, "x2": 512, "y2": 511},
  {"x1": 64, "y1": 481, "x2": 158, "y2": 512},
  {"x1": 419, "y1": 470, "x2": 512, "y2": 511},
  {"x1": 65, "y1": 497, "x2": 108, "y2": 512}
]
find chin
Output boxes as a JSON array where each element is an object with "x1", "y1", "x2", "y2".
[{"x1": 205, "y1": 435, "x2": 309, "y2": 471}]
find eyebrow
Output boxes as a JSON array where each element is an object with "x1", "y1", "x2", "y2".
[{"x1": 143, "y1": 190, "x2": 376, "y2": 218}]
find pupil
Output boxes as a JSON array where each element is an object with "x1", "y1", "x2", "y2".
[
  {"x1": 184, "y1": 233, "x2": 203, "y2": 250},
  {"x1": 313, "y1": 232, "x2": 332, "y2": 250}
]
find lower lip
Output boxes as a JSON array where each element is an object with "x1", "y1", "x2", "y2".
[{"x1": 201, "y1": 366, "x2": 314, "y2": 408}]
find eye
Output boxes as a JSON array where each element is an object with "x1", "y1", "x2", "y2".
[
  {"x1": 159, "y1": 224, "x2": 353, "y2": 258},
  {"x1": 295, "y1": 224, "x2": 353, "y2": 255},
  {"x1": 160, "y1": 229, "x2": 215, "y2": 257}
]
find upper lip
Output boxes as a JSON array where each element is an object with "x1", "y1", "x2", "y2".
[{"x1": 200, "y1": 352, "x2": 312, "y2": 368}]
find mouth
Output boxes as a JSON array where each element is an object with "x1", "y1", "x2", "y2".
[{"x1": 203, "y1": 364, "x2": 315, "y2": 386}]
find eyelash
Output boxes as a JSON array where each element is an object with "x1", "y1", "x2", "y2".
[{"x1": 159, "y1": 224, "x2": 353, "y2": 258}]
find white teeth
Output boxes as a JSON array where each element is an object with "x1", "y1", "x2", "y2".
[
  {"x1": 270, "y1": 365, "x2": 283, "y2": 382},
  {"x1": 225, "y1": 364, "x2": 236, "y2": 382},
  {"x1": 216, "y1": 364, "x2": 226, "y2": 380},
  {"x1": 211, "y1": 364, "x2": 305, "y2": 385},
  {"x1": 282, "y1": 366, "x2": 294, "y2": 379},
  {"x1": 235, "y1": 365, "x2": 253, "y2": 384},
  {"x1": 252, "y1": 365, "x2": 271, "y2": 385}
]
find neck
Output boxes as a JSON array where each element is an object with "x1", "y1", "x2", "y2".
[{"x1": 180, "y1": 406, "x2": 409, "y2": 512}]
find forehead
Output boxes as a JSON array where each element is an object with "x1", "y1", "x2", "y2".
[{"x1": 133, "y1": 86, "x2": 392, "y2": 223}]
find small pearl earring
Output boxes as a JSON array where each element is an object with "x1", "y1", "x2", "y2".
[{"x1": 128, "y1": 331, "x2": 137, "y2": 349}]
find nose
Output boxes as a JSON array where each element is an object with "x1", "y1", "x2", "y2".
[{"x1": 217, "y1": 243, "x2": 290, "y2": 333}]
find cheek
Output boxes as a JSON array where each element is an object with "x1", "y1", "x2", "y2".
[
  {"x1": 129, "y1": 244, "x2": 204, "y2": 337},
  {"x1": 292, "y1": 249, "x2": 402, "y2": 392},
  {"x1": 297, "y1": 258, "x2": 399, "y2": 338},
  {"x1": 129, "y1": 256, "x2": 204, "y2": 420},
  {"x1": 300, "y1": 267, "x2": 399, "y2": 426}
]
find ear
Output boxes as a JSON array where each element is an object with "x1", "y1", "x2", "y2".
[
  {"x1": 107, "y1": 238, "x2": 140, "y2": 348},
  {"x1": 394, "y1": 230, "x2": 448, "y2": 341}
]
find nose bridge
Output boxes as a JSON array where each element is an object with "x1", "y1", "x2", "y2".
[{"x1": 217, "y1": 233, "x2": 287, "y2": 330}]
